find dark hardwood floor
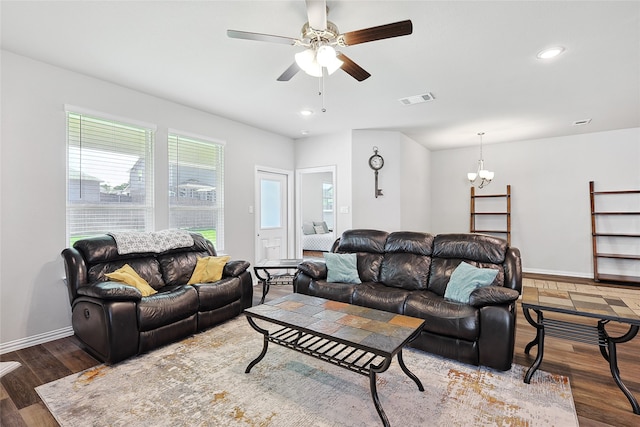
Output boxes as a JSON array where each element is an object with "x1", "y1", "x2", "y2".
[{"x1": 2, "y1": 277, "x2": 639, "y2": 426}]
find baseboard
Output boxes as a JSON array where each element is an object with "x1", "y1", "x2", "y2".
[
  {"x1": 0, "y1": 326, "x2": 74, "y2": 355},
  {"x1": 522, "y1": 268, "x2": 592, "y2": 280}
]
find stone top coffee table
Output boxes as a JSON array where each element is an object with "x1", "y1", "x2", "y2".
[
  {"x1": 522, "y1": 286, "x2": 640, "y2": 414},
  {"x1": 244, "y1": 293, "x2": 426, "y2": 427}
]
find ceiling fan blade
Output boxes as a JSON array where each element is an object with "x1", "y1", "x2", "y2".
[
  {"x1": 305, "y1": 0, "x2": 327, "y2": 30},
  {"x1": 227, "y1": 29, "x2": 297, "y2": 45},
  {"x1": 341, "y1": 20, "x2": 413, "y2": 46},
  {"x1": 337, "y1": 53, "x2": 371, "y2": 82},
  {"x1": 277, "y1": 63, "x2": 301, "y2": 81}
]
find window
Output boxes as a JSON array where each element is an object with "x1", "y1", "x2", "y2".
[
  {"x1": 168, "y1": 133, "x2": 224, "y2": 249},
  {"x1": 260, "y1": 179, "x2": 282, "y2": 228},
  {"x1": 322, "y1": 182, "x2": 334, "y2": 230},
  {"x1": 66, "y1": 110, "x2": 154, "y2": 245}
]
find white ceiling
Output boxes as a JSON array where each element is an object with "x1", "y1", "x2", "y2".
[{"x1": 2, "y1": 1, "x2": 639, "y2": 150}]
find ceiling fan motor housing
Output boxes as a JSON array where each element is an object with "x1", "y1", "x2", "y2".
[{"x1": 301, "y1": 21, "x2": 340, "y2": 46}]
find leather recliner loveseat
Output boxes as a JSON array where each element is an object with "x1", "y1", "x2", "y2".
[
  {"x1": 61, "y1": 232, "x2": 252, "y2": 364},
  {"x1": 294, "y1": 229, "x2": 522, "y2": 371}
]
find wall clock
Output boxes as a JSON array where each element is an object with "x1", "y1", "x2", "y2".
[{"x1": 368, "y1": 147, "x2": 384, "y2": 198}]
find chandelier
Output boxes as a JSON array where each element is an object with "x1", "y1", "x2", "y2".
[{"x1": 467, "y1": 132, "x2": 494, "y2": 189}]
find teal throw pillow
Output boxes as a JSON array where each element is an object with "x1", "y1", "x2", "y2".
[
  {"x1": 444, "y1": 262, "x2": 498, "y2": 303},
  {"x1": 324, "y1": 253, "x2": 361, "y2": 284}
]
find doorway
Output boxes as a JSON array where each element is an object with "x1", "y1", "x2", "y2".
[
  {"x1": 255, "y1": 167, "x2": 294, "y2": 263},
  {"x1": 296, "y1": 165, "x2": 337, "y2": 258}
]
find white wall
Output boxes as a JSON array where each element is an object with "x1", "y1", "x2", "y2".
[
  {"x1": 400, "y1": 133, "x2": 431, "y2": 231},
  {"x1": 294, "y1": 131, "x2": 353, "y2": 235},
  {"x1": 352, "y1": 130, "x2": 431, "y2": 232},
  {"x1": 0, "y1": 51, "x2": 294, "y2": 349},
  {"x1": 431, "y1": 128, "x2": 640, "y2": 277}
]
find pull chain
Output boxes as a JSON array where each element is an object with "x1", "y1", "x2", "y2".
[{"x1": 319, "y1": 73, "x2": 326, "y2": 113}]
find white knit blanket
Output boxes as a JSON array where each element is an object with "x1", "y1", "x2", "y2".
[{"x1": 108, "y1": 229, "x2": 195, "y2": 255}]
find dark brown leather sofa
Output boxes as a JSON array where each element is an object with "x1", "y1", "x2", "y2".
[
  {"x1": 294, "y1": 229, "x2": 522, "y2": 371},
  {"x1": 61, "y1": 233, "x2": 252, "y2": 364}
]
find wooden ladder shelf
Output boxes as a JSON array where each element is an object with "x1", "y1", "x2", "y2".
[
  {"x1": 470, "y1": 185, "x2": 511, "y2": 245},
  {"x1": 589, "y1": 181, "x2": 640, "y2": 285}
]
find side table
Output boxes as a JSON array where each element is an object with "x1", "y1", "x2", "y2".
[
  {"x1": 253, "y1": 258, "x2": 303, "y2": 303},
  {"x1": 521, "y1": 286, "x2": 640, "y2": 414}
]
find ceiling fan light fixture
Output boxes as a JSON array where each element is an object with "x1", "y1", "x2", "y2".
[
  {"x1": 295, "y1": 48, "x2": 322, "y2": 77},
  {"x1": 295, "y1": 48, "x2": 314, "y2": 69},
  {"x1": 316, "y1": 45, "x2": 336, "y2": 67},
  {"x1": 325, "y1": 56, "x2": 344, "y2": 75}
]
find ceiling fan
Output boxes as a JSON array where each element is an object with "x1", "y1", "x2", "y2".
[{"x1": 227, "y1": 0, "x2": 413, "y2": 82}]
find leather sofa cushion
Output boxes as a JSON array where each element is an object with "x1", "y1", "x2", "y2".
[
  {"x1": 352, "y1": 282, "x2": 412, "y2": 313},
  {"x1": 380, "y1": 253, "x2": 431, "y2": 290},
  {"x1": 89, "y1": 258, "x2": 165, "y2": 290},
  {"x1": 428, "y1": 258, "x2": 504, "y2": 297},
  {"x1": 355, "y1": 253, "x2": 384, "y2": 283},
  {"x1": 193, "y1": 278, "x2": 242, "y2": 311},
  {"x1": 307, "y1": 280, "x2": 358, "y2": 303},
  {"x1": 433, "y1": 233, "x2": 507, "y2": 264},
  {"x1": 404, "y1": 291, "x2": 480, "y2": 341},
  {"x1": 137, "y1": 285, "x2": 198, "y2": 331},
  {"x1": 385, "y1": 231, "x2": 434, "y2": 256},
  {"x1": 75, "y1": 235, "x2": 142, "y2": 264},
  {"x1": 337, "y1": 229, "x2": 388, "y2": 254},
  {"x1": 158, "y1": 251, "x2": 211, "y2": 287}
]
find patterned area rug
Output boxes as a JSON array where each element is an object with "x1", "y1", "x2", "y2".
[{"x1": 37, "y1": 317, "x2": 577, "y2": 426}]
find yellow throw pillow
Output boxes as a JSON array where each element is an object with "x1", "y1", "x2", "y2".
[
  {"x1": 105, "y1": 264, "x2": 157, "y2": 297},
  {"x1": 187, "y1": 256, "x2": 231, "y2": 284}
]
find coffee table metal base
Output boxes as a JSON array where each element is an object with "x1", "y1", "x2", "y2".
[
  {"x1": 523, "y1": 308, "x2": 640, "y2": 414},
  {"x1": 245, "y1": 316, "x2": 424, "y2": 427}
]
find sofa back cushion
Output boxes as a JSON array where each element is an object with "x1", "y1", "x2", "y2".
[
  {"x1": 88, "y1": 258, "x2": 165, "y2": 290},
  {"x1": 335, "y1": 229, "x2": 388, "y2": 283},
  {"x1": 74, "y1": 233, "x2": 215, "y2": 290},
  {"x1": 158, "y1": 250, "x2": 211, "y2": 286},
  {"x1": 432, "y1": 233, "x2": 507, "y2": 264},
  {"x1": 428, "y1": 234, "x2": 506, "y2": 296},
  {"x1": 379, "y1": 232, "x2": 434, "y2": 290},
  {"x1": 336, "y1": 229, "x2": 388, "y2": 253}
]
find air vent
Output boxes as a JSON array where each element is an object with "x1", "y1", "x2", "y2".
[
  {"x1": 399, "y1": 92, "x2": 435, "y2": 105},
  {"x1": 573, "y1": 118, "x2": 592, "y2": 126}
]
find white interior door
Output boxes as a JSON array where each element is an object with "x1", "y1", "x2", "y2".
[{"x1": 255, "y1": 168, "x2": 292, "y2": 263}]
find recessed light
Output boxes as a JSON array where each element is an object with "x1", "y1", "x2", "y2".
[
  {"x1": 301, "y1": 130, "x2": 310, "y2": 135},
  {"x1": 537, "y1": 46, "x2": 565, "y2": 59},
  {"x1": 300, "y1": 109, "x2": 314, "y2": 116}
]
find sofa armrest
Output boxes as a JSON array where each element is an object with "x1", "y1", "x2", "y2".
[
  {"x1": 297, "y1": 260, "x2": 327, "y2": 280},
  {"x1": 469, "y1": 286, "x2": 520, "y2": 308},
  {"x1": 76, "y1": 282, "x2": 143, "y2": 301},
  {"x1": 61, "y1": 247, "x2": 89, "y2": 305},
  {"x1": 224, "y1": 260, "x2": 250, "y2": 277}
]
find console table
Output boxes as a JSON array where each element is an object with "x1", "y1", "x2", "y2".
[{"x1": 521, "y1": 286, "x2": 640, "y2": 414}]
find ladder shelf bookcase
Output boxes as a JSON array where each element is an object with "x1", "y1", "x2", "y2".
[
  {"x1": 589, "y1": 181, "x2": 640, "y2": 285},
  {"x1": 470, "y1": 185, "x2": 511, "y2": 246}
]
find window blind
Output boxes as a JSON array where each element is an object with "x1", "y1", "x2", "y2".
[
  {"x1": 168, "y1": 133, "x2": 224, "y2": 249},
  {"x1": 66, "y1": 112, "x2": 154, "y2": 244}
]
